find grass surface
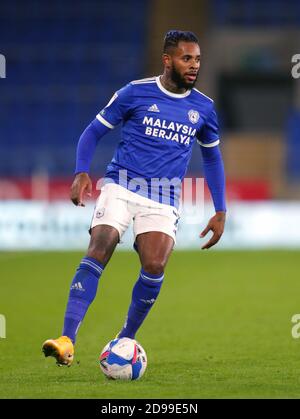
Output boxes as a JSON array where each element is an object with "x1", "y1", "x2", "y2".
[{"x1": 1, "y1": 250, "x2": 300, "y2": 399}]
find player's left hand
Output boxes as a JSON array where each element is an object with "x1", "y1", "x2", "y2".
[{"x1": 200, "y1": 211, "x2": 226, "y2": 250}]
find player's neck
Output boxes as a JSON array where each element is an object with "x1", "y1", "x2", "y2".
[{"x1": 160, "y1": 74, "x2": 188, "y2": 95}]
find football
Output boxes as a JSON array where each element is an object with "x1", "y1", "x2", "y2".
[{"x1": 99, "y1": 337, "x2": 147, "y2": 380}]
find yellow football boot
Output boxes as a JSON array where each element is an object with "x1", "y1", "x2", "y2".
[{"x1": 42, "y1": 336, "x2": 74, "y2": 366}]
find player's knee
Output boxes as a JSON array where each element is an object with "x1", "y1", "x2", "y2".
[
  {"x1": 87, "y1": 226, "x2": 118, "y2": 266},
  {"x1": 142, "y1": 260, "x2": 165, "y2": 275},
  {"x1": 86, "y1": 246, "x2": 110, "y2": 266}
]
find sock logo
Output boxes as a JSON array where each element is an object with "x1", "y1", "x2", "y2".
[
  {"x1": 71, "y1": 282, "x2": 85, "y2": 292},
  {"x1": 140, "y1": 298, "x2": 156, "y2": 305}
]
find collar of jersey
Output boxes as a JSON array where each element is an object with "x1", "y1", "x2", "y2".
[{"x1": 156, "y1": 76, "x2": 192, "y2": 98}]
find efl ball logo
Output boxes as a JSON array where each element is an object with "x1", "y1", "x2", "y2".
[{"x1": 188, "y1": 110, "x2": 199, "y2": 124}]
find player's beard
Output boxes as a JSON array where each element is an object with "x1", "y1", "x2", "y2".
[{"x1": 170, "y1": 64, "x2": 198, "y2": 90}]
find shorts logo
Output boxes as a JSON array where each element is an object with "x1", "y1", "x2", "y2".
[
  {"x1": 96, "y1": 208, "x2": 105, "y2": 218},
  {"x1": 188, "y1": 109, "x2": 200, "y2": 124}
]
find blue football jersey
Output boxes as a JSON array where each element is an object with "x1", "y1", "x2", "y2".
[{"x1": 96, "y1": 76, "x2": 220, "y2": 208}]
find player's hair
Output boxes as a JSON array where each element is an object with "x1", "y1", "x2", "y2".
[{"x1": 163, "y1": 30, "x2": 199, "y2": 53}]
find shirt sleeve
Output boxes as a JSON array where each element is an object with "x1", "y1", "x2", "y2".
[
  {"x1": 201, "y1": 145, "x2": 226, "y2": 212},
  {"x1": 95, "y1": 83, "x2": 133, "y2": 129},
  {"x1": 197, "y1": 103, "x2": 220, "y2": 148},
  {"x1": 75, "y1": 118, "x2": 110, "y2": 175}
]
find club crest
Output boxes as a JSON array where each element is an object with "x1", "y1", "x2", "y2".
[
  {"x1": 188, "y1": 109, "x2": 200, "y2": 124},
  {"x1": 96, "y1": 208, "x2": 105, "y2": 218}
]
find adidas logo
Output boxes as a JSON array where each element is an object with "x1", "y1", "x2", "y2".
[
  {"x1": 71, "y1": 282, "x2": 85, "y2": 292},
  {"x1": 148, "y1": 104, "x2": 160, "y2": 112},
  {"x1": 140, "y1": 298, "x2": 156, "y2": 305}
]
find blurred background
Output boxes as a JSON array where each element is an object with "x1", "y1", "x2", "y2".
[{"x1": 1, "y1": 0, "x2": 300, "y2": 249}]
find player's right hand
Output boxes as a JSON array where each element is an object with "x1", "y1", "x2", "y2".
[
  {"x1": 70, "y1": 172, "x2": 92, "y2": 207},
  {"x1": 200, "y1": 211, "x2": 226, "y2": 250}
]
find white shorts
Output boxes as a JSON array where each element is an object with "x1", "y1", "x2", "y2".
[{"x1": 90, "y1": 183, "x2": 180, "y2": 244}]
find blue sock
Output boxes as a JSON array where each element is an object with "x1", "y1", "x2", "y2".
[
  {"x1": 62, "y1": 257, "x2": 104, "y2": 343},
  {"x1": 119, "y1": 269, "x2": 164, "y2": 339}
]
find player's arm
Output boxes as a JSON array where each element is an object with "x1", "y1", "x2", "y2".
[
  {"x1": 199, "y1": 144, "x2": 226, "y2": 249},
  {"x1": 70, "y1": 119, "x2": 110, "y2": 206},
  {"x1": 71, "y1": 84, "x2": 133, "y2": 206},
  {"x1": 197, "y1": 103, "x2": 226, "y2": 249}
]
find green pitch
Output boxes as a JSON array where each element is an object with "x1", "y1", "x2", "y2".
[{"x1": 1, "y1": 250, "x2": 300, "y2": 399}]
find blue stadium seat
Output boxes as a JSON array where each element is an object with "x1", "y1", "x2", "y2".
[
  {"x1": 213, "y1": 0, "x2": 300, "y2": 27},
  {"x1": 0, "y1": 0, "x2": 149, "y2": 176}
]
